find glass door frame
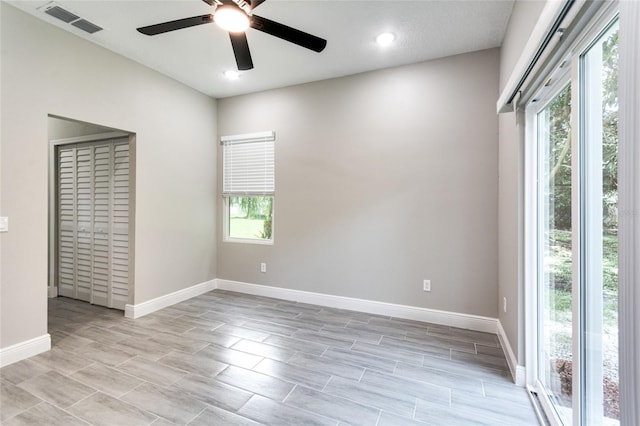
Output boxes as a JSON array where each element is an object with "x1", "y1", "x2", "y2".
[
  {"x1": 525, "y1": 71, "x2": 573, "y2": 426},
  {"x1": 524, "y1": 4, "x2": 620, "y2": 425}
]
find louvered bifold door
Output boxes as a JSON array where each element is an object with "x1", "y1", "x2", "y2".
[
  {"x1": 110, "y1": 141, "x2": 129, "y2": 310},
  {"x1": 92, "y1": 144, "x2": 111, "y2": 307},
  {"x1": 58, "y1": 147, "x2": 77, "y2": 300},
  {"x1": 57, "y1": 138, "x2": 130, "y2": 310},
  {"x1": 75, "y1": 146, "x2": 94, "y2": 302}
]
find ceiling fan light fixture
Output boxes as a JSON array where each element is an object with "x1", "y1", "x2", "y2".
[
  {"x1": 214, "y1": 5, "x2": 250, "y2": 33},
  {"x1": 224, "y1": 70, "x2": 241, "y2": 80},
  {"x1": 376, "y1": 32, "x2": 395, "y2": 47}
]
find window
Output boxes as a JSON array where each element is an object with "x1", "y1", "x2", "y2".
[
  {"x1": 221, "y1": 131, "x2": 275, "y2": 243},
  {"x1": 526, "y1": 10, "x2": 620, "y2": 426}
]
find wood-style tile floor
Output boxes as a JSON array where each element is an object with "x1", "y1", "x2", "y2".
[{"x1": 0, "y1": 290, "x2": 539, "y2": 425}]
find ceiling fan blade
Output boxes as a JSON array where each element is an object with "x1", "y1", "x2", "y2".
[
  {"x1": 137, "y1": 14, "x2": 214, "y2": 36},
  {"x1": 229, "y1": 33, "x2": 254, "y2": 70},
  {"x1": 249, "y1": 0, "x2": 267, "y2": 9},
  {"x1": 250, "y1": 15, "x2": 326, "y2": 53}
]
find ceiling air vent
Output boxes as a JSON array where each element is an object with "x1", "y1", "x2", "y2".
[
  {"x1": 44, "y1": 5, "x2": 79, "y2": 23},
  {"x1": 72, "y1": 19, "x2": 103, "y2": 34},
  {"x1": 39, "y1": 2, "x2": 103, "y2": 34}
]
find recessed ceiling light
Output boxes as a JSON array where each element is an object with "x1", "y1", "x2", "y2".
[
  {"x1": 376, "y1": 32, "x2": 395, "y2": 47},
  {"x1": 214, "y1": 5, "x2": 250, "y2": 33},
  {"x1": 224, "y1": 70, "x2": 240, "y2": 80}
]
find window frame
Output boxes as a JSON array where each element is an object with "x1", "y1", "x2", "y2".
[
  {"x1": 222, "y1": 195, "x2": 274, "y2": 245},
  {"x1": 221, "y1": 131, "x2": 275, "y2": 245},
  {"x1": 525, "y1": 74, "x2": 573, "y2": 426}
]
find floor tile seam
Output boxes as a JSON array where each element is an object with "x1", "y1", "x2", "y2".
[
  {"x1": 402, "y1": 339, "x2": 477, "y2": 355},
  {"x1": 228, "y1": 339, "x2": 293, "y2": 365},
  {"x1": 396, "y1": 359, "x2": 488, "y2": 381},
  {"x1": 480, "y1": 379, "x2": 487, "y2": 397},
  {"x1": 320, "y1": 375, "x2": 334, "y2": 392},
  {"x1": 116, "y1": 354, "x2": 162, "y2": 373},
  {"x1": 264, "y1": 337, "x2": 329, "y2": 355},
  {"x1": 0, "y1": 392, "x2": 43, "y2": 423},
  {"x1": 393, "y1": 364, "x2": 485, "y2": 393},
  {"x1": 367, "y1": 369, "x2": 456, "y2": 402},
  {"x1": 271, "y1": 393, "x2": 344, "y2": 426},
  {"x1": 118, "y1": 380, "x2": 155, "y2": 402},
  {"x1": 42, "y1": 400, "x2": 96, "y2": 426},
  {"x1": 281, "y1": 383, "x2": 298, "y2": 403},
  {"x1": 82, "y1": 361, "x2": 161, "y2": 393},
  {"x1": 241, "y1": 318, "x2": 299, "y2": 332},
  {"x1": 349, "y1": 344, "x2": 423, "y2": 366},
  {"x1": 321, "y1": 383, "x2": 411, "y2": 418},
  {"x1": 64, "y1": 388, "x2": 100, "y2": 412},
  {"x1": 425, "y1": 333, "x2": 501, "y2": 349},
  {"x1": 330, "y1": 345, "x2": 402, "y2": 368},
  {"x1": 445, "y1": 356, "x2": 511, "y2": 375},
  {"x1": 251, "y1": 364, "x2": 332, "y2": 392},
  {"x1": 473, "y1": 350, "x2": 511, "y2": 361},
  {"x1": 182, "y1": 406, "x2": 208, "y2": 426},
  {"x1": 373, "y1": 410, "x2": 382, "y2": 426},
  {"x1": 320, "y1": 353, "x2": 395, "y2": 374},
  {"x1": 298, "y1": 380, "x2": 385, "y2": 419},
  {"x1": 0, "y1": 398, "x2": 28, "y2": 422}
]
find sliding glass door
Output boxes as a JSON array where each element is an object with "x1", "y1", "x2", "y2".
[
  {"x1": 530, "y1": 14, "x2": 619, "y2": 426},
  {"x1": 537, "y1": 82, "x2": 574, "y2": 425},
  {"x1": 579, "y1": 21, "x2": 619, "y2": 425}
]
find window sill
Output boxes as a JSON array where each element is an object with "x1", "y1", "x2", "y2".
[{"x1": 223, "y1": 237, "x2": 273, "y2": 246}]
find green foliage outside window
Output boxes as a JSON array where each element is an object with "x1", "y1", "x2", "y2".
[{"x1": 228, "y1": 196, "x2": 273, "y2": 240}]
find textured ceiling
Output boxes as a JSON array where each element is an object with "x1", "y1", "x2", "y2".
[{"x1": 7, "y1": 0, "x2": 515, "y2": 98}]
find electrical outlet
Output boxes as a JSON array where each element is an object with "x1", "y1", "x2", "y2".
[
  {"x1": 423, "y1": 280, "x2": 431, "y2": 292},
  {"x1": 260, "y1": 262, "x2": 267, "y2": 273},
  {"x1": 503, "y1": 297, "x2": 507, "y2": 313}
]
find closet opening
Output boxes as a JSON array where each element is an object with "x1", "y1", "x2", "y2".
[{"x1": 48, "y1": 115, "x2": 135, "y2": 313}]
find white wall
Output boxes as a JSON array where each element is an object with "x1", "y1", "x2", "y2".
[
  {"x1": 498, "y1": 0, "x2": 547, "y2": 363},
  {"x1": 217, "y1": 48, "x2": 500, "y2": 318},
  {"x1": 0, "y1": 4, "x2": 217, "y2": 350}
]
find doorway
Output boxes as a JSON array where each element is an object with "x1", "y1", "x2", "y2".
[{"x1": 48, "y1": 116, "x2": 135, "y2": 311}]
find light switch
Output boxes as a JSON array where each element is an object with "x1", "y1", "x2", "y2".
[{"x1": 0, "y1": 217, "x2": 8, "y2": 233}]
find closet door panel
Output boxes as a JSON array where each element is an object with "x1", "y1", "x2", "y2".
[
  {"x1": 58, "y1": 147, "x2": 76, "y2": 299},
  {"x1": 111, "y1": 142, "x2": 129, "y2": 310},
  {"x1": 92, "y1": 145, "x2": 111, "y2": 307},
  {"x1": 75, "y1": 147, "x2": 93, "y2": 302}
]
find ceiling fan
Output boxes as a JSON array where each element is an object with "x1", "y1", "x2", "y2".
[{"x1": 137, "y1": 0, "x2": 327, "y2": 71}]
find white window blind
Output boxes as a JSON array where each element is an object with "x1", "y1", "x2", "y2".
[{"x1": 222, "y1": 131, "x2": 275, "y2": 196}]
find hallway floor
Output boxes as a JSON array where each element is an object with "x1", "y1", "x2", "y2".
[{"x1": 1, "y1": 290, "x2": 538, "y2": 425}]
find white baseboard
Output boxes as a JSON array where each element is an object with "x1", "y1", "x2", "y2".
[
  {"x1": 48, "y1": 286, "x2": 58, "y2": 298},
  {"x1": 215, "y1": 279, "x2": 498, "y2": 334},
  {"x1": 125, "y1": 279, "x2": 216, "y2": 319},
  {"x1": 497, "y1": 319, "x2": 526, "y2": 386},
  {"x1": 0, "y1": 334, "x2": 51, "y2": 368}
]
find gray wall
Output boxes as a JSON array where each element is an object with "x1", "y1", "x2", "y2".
[
  {"x1": 498, "y1": 0, "x2": 547, "y2": 362},
  {"x1": 217, "y1": 48, "x2": 500, "y2": 318},
  {"x1": 48, "y1": 117, "x2": 114, "y2": 140},
  {"x1": 0, "y1": 4, "x2": 217, "y2": 350}
]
